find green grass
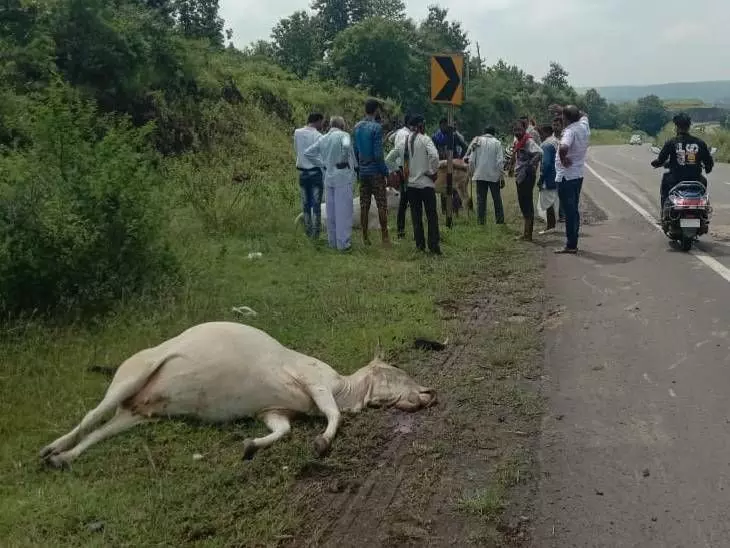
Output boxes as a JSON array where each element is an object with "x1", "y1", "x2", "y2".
[
  {"x1": 0, "y1": 184, "x2": 538, "y2": 547},
  {"x1": 590, "y1": 128, "x2": 648, "y2": 146},
  {"x1": 458, "y1": 449, "x2": 532, "y2": 519}
]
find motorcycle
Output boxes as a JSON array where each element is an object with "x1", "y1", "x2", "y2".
[{"x1": 650, "y1": 145, "x2": 717, "y2": 252}]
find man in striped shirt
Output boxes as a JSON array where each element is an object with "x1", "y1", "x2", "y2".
[{"x1": 294, "y1": 113, "x2": 324, "y2": 239}]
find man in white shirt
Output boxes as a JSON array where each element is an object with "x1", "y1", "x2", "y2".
[
  {"x1": 465, "y1": 126, "x2": 505, "y2": 225},
  {"x1": 553, "y1": 105, "x2": 590, "y2": 254},
  {"x1": 294, "y1": 113, "x2": 324, "y2": 239},
  {"x1": 397, "y1": 115, "x2": 441, "y2": 255},
  {"x1": 304, "y1": 116, "x2": 357, "y2": 251},
  {"x1": 386, "y1": 116, "x2": 412, "y2": 239}
]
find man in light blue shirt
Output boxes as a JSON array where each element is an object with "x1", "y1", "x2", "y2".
[
  {"x1": 294, "y1": 113, "x2": 324, "y2": 239},
  {"x1": 305, "y1": 117, "x2": 357, "y2": 251}
]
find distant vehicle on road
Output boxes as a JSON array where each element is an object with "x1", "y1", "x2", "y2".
[{"x1": 629, "y1": 134, "x2": 642, "y2": 146}]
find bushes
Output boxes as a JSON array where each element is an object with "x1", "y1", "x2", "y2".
[{"x1": 0, "y1": 84, "x2": 176, "y2": 318}]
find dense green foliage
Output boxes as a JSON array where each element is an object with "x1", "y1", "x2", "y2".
[{"x1": 0, "y1": 0, "x2": 387, "y2": 319}]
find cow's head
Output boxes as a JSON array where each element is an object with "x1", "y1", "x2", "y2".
[{"x1": 364, "y1": 347, "x2": 436, "y2": 411}]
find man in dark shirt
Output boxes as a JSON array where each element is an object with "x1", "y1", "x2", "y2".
[
  {"x1": 353, "y1": 98, "x2": 390, "y2": 246},
  {"x1": 652, "y1": 113, "x2": 714, "y2": 209}
]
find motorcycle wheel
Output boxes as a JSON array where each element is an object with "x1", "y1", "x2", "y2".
[{"x1": 680, "y1": 237, "x2": 693, "y2": 252}]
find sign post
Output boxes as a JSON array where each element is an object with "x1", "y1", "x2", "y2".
[{"x1": 430, "y1": 53, "x2": 465, "y2": 229}]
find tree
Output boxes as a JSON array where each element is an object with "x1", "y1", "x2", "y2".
[
  {"x1": 419, "y1": 5, "x2": 468, "y2": 53},
  {"x1": 634, "y1": 95, "x2": 669, "y2": 136},
  {"x1": 174, "y1": 0, "x2": 224, "y2": 46},
  {"x1": 580, "y1": 88, "x2": 616, "y2": 129},
  {"x1": 311, "y1": 0, "x2": 406, "y2": 48},
  {"x1": 543, "y1": 61, "x2": 569, "y2": 90},
  {"x1": 368, "y1": 0, "x2": 406, "y2": 21},
  {"x1": 244, "y1": 40, "x2": 276, "y2": 59},
  {"x1": 328, "y1": 17, "x2": 416, "y2": 101},
  {"x1": 271, "y1": 11, "x2": 322, "y2": 78}
]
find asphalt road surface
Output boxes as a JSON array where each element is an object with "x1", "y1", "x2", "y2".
[{"x1": 534, "y1": 145, "x2": 730, "y2": 547}]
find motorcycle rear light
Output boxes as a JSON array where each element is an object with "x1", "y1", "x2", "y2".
[{"x1": 671, "y1": 197, "x2": 708, "y2": 207}]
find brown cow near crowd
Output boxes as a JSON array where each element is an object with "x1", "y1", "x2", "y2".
[{"x1": 435, "y1": 158, "x2": 472, "y2": 213}]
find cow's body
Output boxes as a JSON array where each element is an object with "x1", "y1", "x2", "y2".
[
  {"x1": 295, "y1": 186, "x2": 401, "y2": 231},
  {"x1": 40, "y1": 322, "x2": 435, "y2": 467},
  {"x1": 434, "y1": 159, "x2": 472, "y2": 212}
]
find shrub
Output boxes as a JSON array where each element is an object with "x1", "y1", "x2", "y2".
[{"x1": 0, "y1": 83, "x2": 176, "y2": 318}]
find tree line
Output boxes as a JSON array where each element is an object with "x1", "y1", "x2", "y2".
[{"x1": 249, "y1": 0, "x2": 672, "y2": 138}]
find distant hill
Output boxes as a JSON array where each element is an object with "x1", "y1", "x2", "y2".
[{"x1": 580, "y1": 81, "x2": 730, "y2": 105}]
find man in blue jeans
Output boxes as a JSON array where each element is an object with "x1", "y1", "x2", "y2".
[
  {"x1": 294, "y1": 113, "x2": 324, "y2": 239},
  {"x1": 553, "y1": 105, "x2": 590, "y2": 254}
]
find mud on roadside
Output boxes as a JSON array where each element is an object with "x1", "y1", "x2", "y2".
[{"x1": 283, "y1": 251, "x2": 545, "y2": 547}]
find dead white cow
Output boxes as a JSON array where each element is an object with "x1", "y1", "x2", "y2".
[
  {"x1": 295, "y1": 186, "x2": 401, "y2": 231},
  {"x1": 39, "y1": 322, "x2": 436, "y2": 467}
]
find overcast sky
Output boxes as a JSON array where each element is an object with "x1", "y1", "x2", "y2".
[{"x1": 220, "y1": 0, "x2": 730, "y2": 87}]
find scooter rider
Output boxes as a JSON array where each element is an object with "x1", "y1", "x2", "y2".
[{"x1": 651, "y1": 112, "x2": 714, "y2": 210}]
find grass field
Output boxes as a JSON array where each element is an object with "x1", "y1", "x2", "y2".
[
  {"x1": 0, "y1": 182, "x2": 543, "y2": 546},
  {"x1": 590, "y1": 129, "x2": 649, "y2": 146}
]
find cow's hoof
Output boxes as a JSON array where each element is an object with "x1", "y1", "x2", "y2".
[
  {"x1": 45, "y1": 454, "x2": 70, "y2": 470},
  {"x1": 242, "y1": 439, "x2": 258, "y2": 461},
  {"x1": 39, "y1": 445, "x2": 56, "y2": 460},
  {"x1": 313, "y1": 435, "x2": 331, "y2": 458}
]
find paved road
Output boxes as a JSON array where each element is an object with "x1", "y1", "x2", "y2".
[
  {"x1": 589, "y1": 144, "x2": 730, "y2": 243},
  {"x1": 534, "y1": 146, "x2": 730, "y2": 547}
]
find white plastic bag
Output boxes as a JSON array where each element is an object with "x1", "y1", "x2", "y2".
[{"x1": 536, "y1": 189, "x2": 560, "y2": 223}]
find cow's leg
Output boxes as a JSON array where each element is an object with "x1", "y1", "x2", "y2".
[
  {"x1": 46, "y1": 410, "x2": 147, "y2": 468},
  {"x1": 242, "y1": 411, "x2": 292, "y2": 460},
  {"x1": 307, "y1": 388, "x2": 341, "y2": 457},
  {"x1": 40, "y1": 396, "x2": 122, "y2": 459}
]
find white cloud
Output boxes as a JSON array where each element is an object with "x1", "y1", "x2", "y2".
[{"x1": 220, "y1": 0, "x2": 730, "y2": 86}]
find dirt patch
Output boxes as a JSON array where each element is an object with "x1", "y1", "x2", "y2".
[
  {"x1": 580, "y1": 192, "x2": 608, "y2": 226},
  {"x1": 284, "y1": 254, "x2": 544, "y2": 547}
]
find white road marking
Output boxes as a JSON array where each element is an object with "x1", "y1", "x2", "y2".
[
  {"x1": 669, "y1": 388, "x2": 677, "y2": 398},
  {"x1": 586, "y1": 163, "x2": 730, "y2": 284}
]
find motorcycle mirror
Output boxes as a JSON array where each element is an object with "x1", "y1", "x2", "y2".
[
  {"x1": 650, "y1": 146, "x2": 661, "y2": 155},
  {"x1": 710, "y1": 147, "x2": 717, "y2": 156}
]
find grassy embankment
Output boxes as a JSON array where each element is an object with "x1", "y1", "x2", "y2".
[
  {"x1": 590, "y1": 128, "x2": 649, "y2": 146},
  {"x1": 0, "y1": 58, "x2": 543, "y2": 546}
]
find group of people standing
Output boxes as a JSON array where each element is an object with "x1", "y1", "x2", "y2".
[
  {"x1": 293, "y1": 97, "x2": 591, "y2": 256},
  {"x1": 463, "y1": 105, "x2": 590, "y2": 253},
  {"x1": 294, "y1": 98, "x2": 445, "y2": 255}
]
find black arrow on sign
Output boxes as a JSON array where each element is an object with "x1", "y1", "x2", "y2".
[{"x1": 434, "y1": 56, "x2": 461, "y2": 102}]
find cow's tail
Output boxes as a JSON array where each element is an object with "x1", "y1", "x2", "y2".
[
  {"x1": 294, "y1": 212, "x2": 303, "y2": 229},
  {"x1": 78, "y1": 353, "x2": 179, "y2": 430}
]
